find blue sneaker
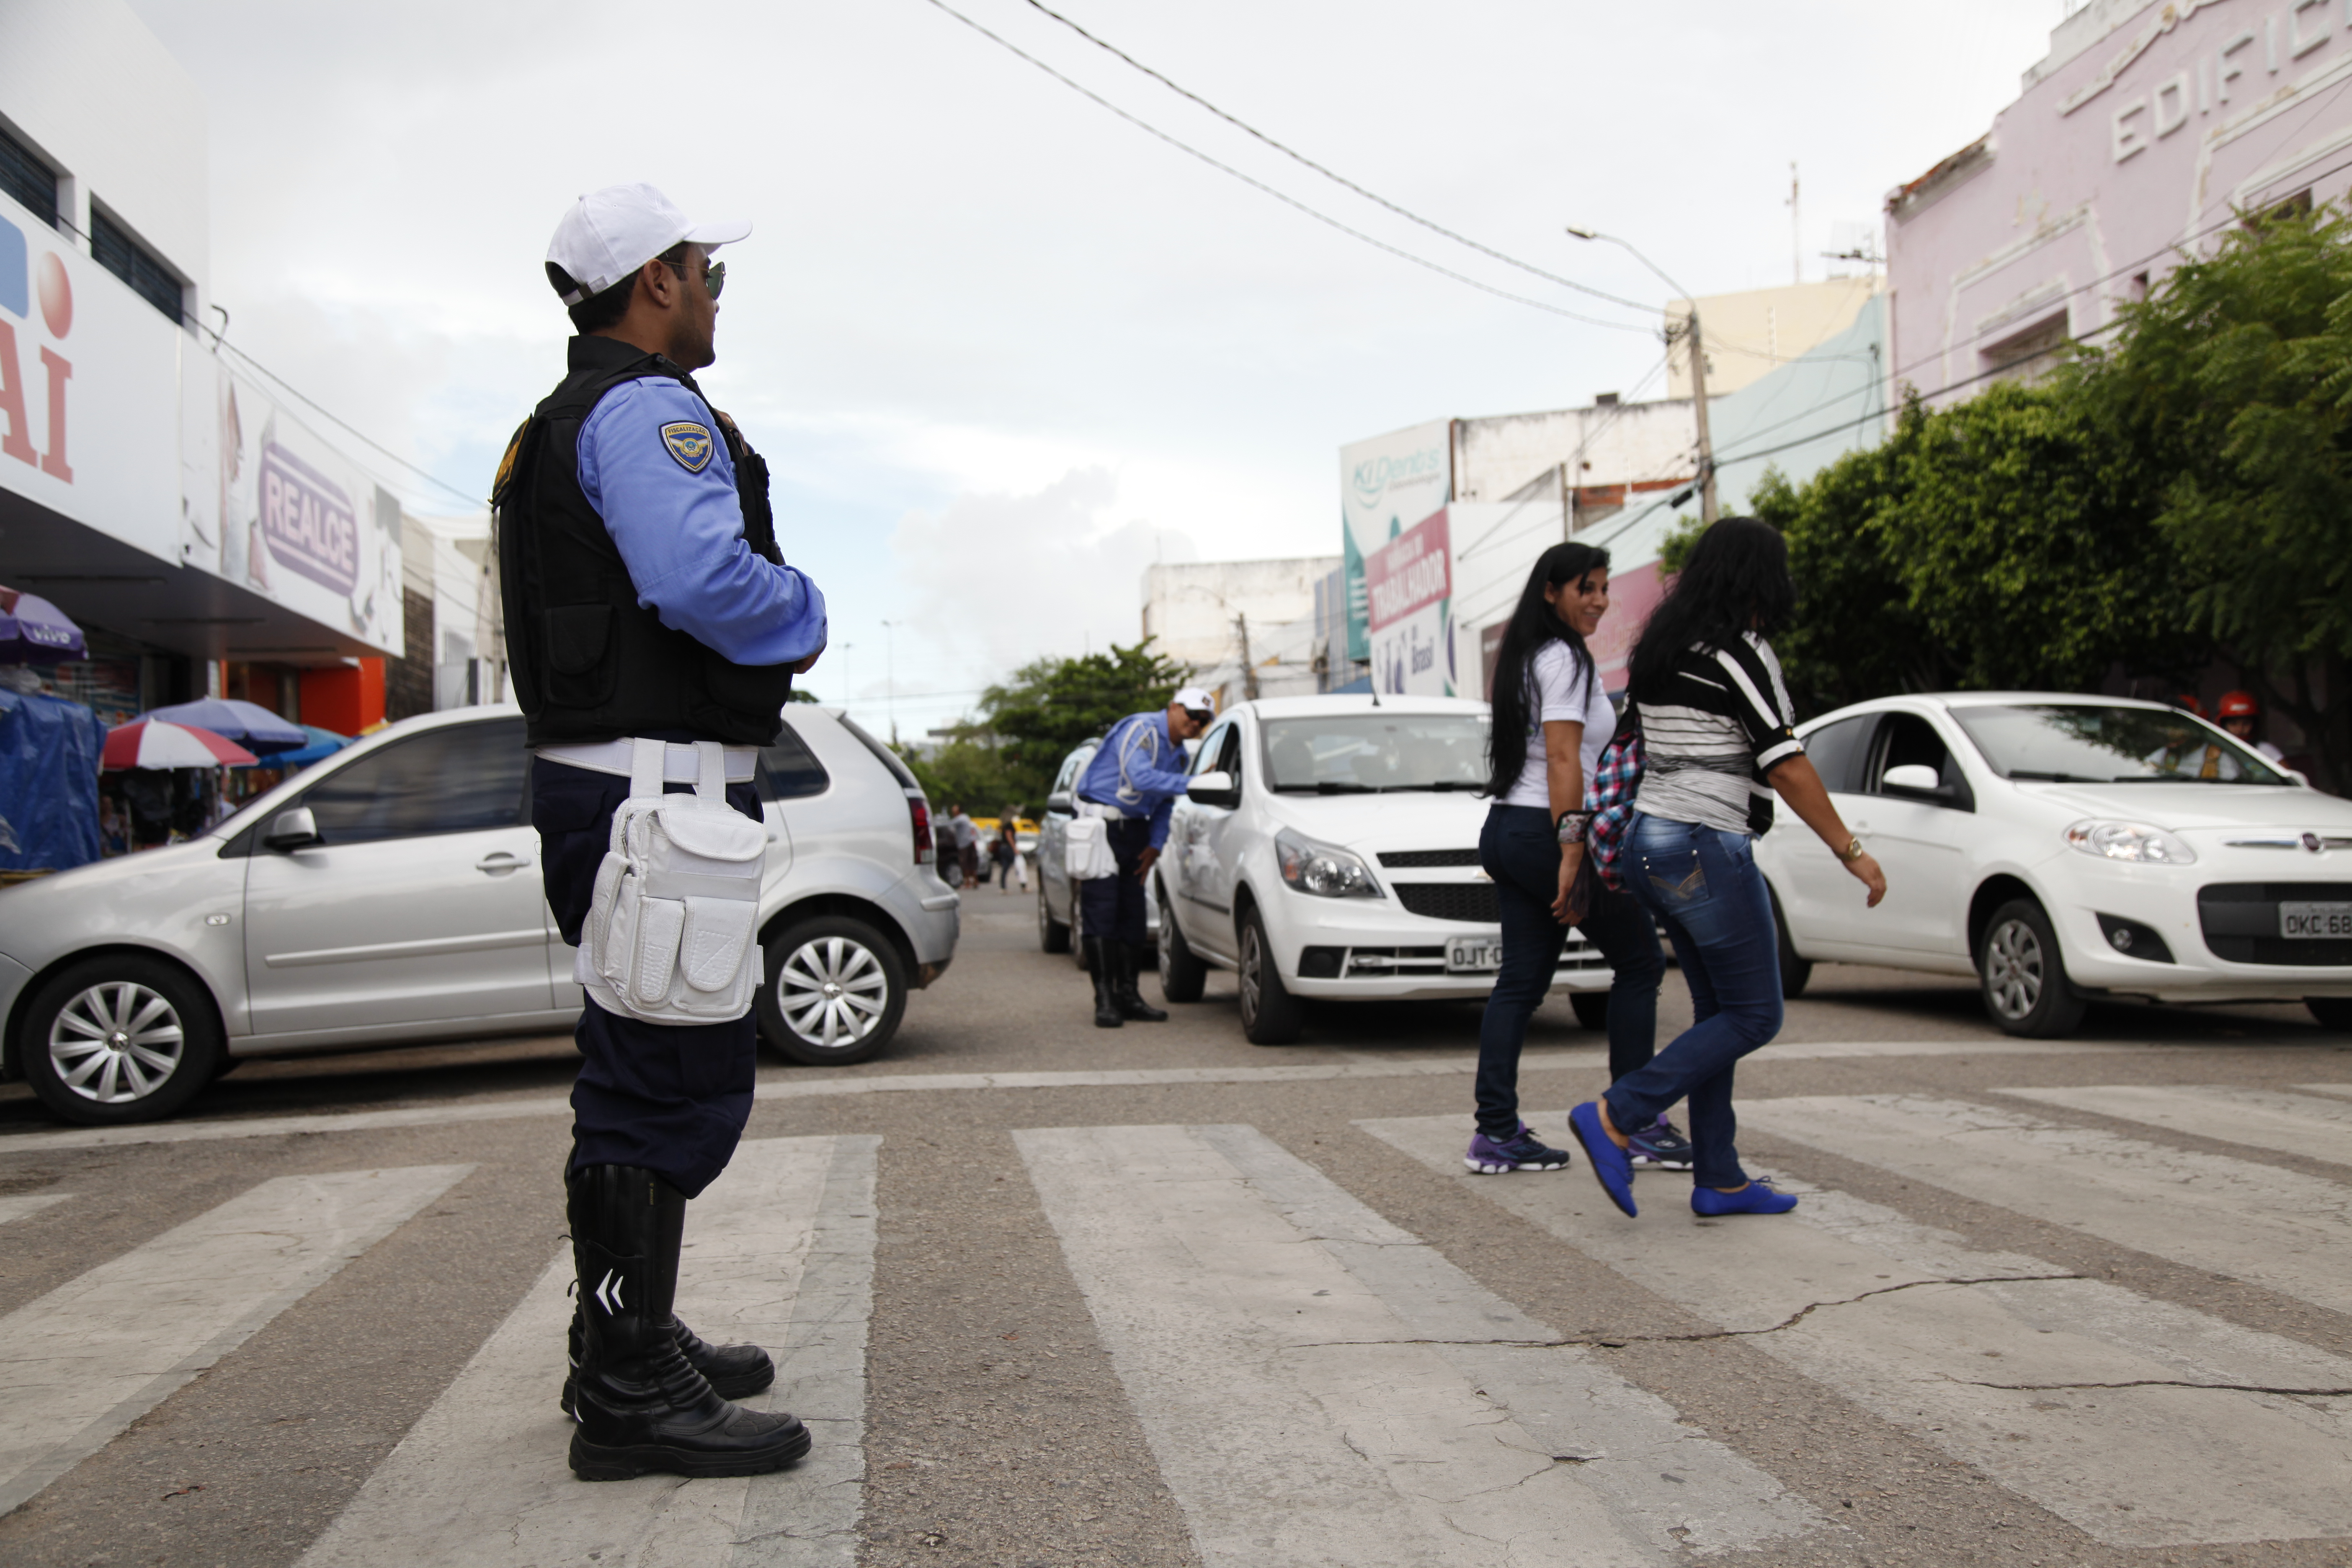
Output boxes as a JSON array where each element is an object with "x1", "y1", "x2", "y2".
[
  {"x1": 1691, "y1": 1180, "x2": 1798, "y2": 1217},
  {"x1": 1568, "y1": 1102, "x2": 1637, "y2": 1217},
  {"x1": 1465, "y1": 1123, "x2": 1573, "y2": 1174},
  {"x1": 1626, "y1": 1115, "x2": 1694, "y2": 1171}
]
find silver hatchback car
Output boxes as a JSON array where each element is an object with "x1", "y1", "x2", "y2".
[{"x1": 0, "y1": 703, "x2": 960, "y2": 1125}]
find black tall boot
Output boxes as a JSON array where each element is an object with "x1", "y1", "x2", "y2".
[
  {"x1": 558, "y1": 1168, "x2": 775, "y2": 1412},
  {"x1": 1086, "y1": 936, "x2": 1124, "y2": 1027},
  {"x1": 1112, "y1": 941, "x2": 1168, "y2": 1021},
  {"x1": 566, "y1": 1164, "x2": 810, "y2": 1480}
]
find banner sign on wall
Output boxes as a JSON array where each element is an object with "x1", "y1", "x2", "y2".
[
  {"x1": 178, "y1": 356, "x2": 402, "y2": 655},
  {"x1": 1364, "y1": 508, "x2": 1453, "y2": 697},
  {"x1": 1339, "y1": 420, "x2": 1450, "y2": 669}
]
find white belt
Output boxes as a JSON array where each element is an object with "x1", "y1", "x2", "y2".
[
  {"x1": 536, "y1": 738, "x2": 759, "y2": 784},
  {"x1": 1075, "y1": 798, "x2": 1138, "y2": 820}
]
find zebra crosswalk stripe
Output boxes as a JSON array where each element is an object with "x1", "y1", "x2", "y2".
[
  {"x1": 0, "y1": 1164, "x2": 471, "y2": 1517},
  {"x1": 1738, "y1": 1093, "x2": 2352, "y2": 1318},
  {"x1": 1361, "y1": 1112, "x2": 2352, "y2": 1549},
  {"x1": 1017, "y1": 1122, "x2": 1818, "y2": 1565},
  {"x1": 1997, "y1": 1083, "x2": 2352, "y2": 1168},
  {"x1": 294, "y1": 1135, "x2": 876, "y2": 1568},
  {"x1": 0, "y1": 1193, "x2": 68, "y2": 1227}
]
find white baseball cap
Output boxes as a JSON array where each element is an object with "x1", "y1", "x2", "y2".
[
  {"x1": 1172, "y1": 686, "x2": 1215, "y2": 714},
  {"x1": 545, "y1": 183, "x2": 751, "y2": 306}
]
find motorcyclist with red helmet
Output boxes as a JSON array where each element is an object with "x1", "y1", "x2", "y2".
[{"x1": 2218, "y1": 690, "x2": 2285, "y2": 762}]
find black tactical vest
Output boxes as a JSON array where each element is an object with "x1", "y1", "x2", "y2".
[{"x1": 493, "y1": 338, "x2": 796, "y2": 748}]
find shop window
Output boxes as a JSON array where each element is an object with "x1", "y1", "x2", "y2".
[
  {"x1": 90, "y1": 207, "x2": 184, "y2": 325},
  {"x1": 0, "y1": 124, "x2": 58, "y2": 230}
]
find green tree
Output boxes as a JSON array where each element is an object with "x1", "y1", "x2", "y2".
[
  {"x1": 2072, "y1": 206, "x2": 2352, "y2": 791},
  {"x1": 922, "y1": 639, "x2": 1191, "y2": 815}
]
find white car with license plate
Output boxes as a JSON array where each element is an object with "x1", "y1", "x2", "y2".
[
  {"x1": 1754, "y1": 693, "x2": 2352, "y2": 1036},
  {"x1": 1152, "y1": 694, "x2": 1612, "y2": 1044}
]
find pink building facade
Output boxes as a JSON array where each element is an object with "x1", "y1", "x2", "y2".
[{"x1": 1887, "y1": 0, "x2": 2352, "y2": 400}]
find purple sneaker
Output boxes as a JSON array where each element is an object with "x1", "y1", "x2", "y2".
[
  {"x1": 1691, "y1": 1180, "x2": 1798, "y2": 1217},
  {"x1": 1464, "y1": 1123, "x2": 1573, "y2": 1174},
  {"x1": 1626, "y1": 1115, "x2": 1694, "y2": 1171}
]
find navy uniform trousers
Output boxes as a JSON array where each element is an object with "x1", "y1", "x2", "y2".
[
  {"x1": 1076, "y1": 813, "x2": 1153, "y2": 944},
  {"x1": 533, "y1": 755, "x2": 763, "y2": 1199}
]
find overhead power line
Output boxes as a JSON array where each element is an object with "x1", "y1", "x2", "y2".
[
  {"x1": 918, "y1": 0, "x2": 1654, "y2": 334},
  {"x1": 210, "y1": 335, "x2": 483, "y2": 512},
  {"x1": 1016, "y1": 0, "x2": 1654, "y2": 317}
]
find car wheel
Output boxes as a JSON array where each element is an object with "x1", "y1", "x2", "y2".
[
  {"x1": 1038, "y1": 882, "x2": 1070, "y2": 954},
  {"x1": 1771, "y1": 888, "x2": 1813, "y2": 999},
  {"x1": 1237, "y1": 908, "x2": 1304, "y2": 1045},
  {"x1": 20, "y1": 955, "x2": 222, "y2": 1126},
  {"x1": 1158, "y1": 891, "x2": 1207, "y2": 1003},
  {"x1": 1978, "y1": 898, "x2": 2086, "y2": 1039},
  {"x1": 758, "y1": 916, "x2": 908, "y2": 1067},
  {"x1": 2307, "y1": 997, "x2": 2352, "y2": 1031}
]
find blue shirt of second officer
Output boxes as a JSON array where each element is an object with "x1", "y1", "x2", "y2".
[{"x1": 1078, "y1": 710, "x2": 1194, "y2": 850}]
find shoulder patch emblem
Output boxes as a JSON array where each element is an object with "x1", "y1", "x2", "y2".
[{"x1": 660, "y1": 421, "x2": 714, "y2": 472}]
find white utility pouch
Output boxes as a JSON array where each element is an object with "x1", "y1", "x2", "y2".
[
  {"x1": 1065, "y1": 803, "x2": 1121, "y2": 881},
  {"x1": 578, "y1": 738, "x2": 768, "y2": 1026}
]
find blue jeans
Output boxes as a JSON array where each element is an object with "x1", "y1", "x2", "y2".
[
  {"x1": 1475, "y1": 805, "x2": 1664, "y2": 1137},
  {"x1": 1602, "y1": 812, "x2": 1784, "y2": 1189}
]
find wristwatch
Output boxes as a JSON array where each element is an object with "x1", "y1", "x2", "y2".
[{"x1": 1838, "y1": 836, "x2": 1866, "y2": 862}]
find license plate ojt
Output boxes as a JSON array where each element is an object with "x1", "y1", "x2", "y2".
[
  {"x1": 1446, "y1": 935, "x2": 1503, "y2": 973},
  {"x1": 2280, "y1": 901, "x2": 2352, "y2": 939}
]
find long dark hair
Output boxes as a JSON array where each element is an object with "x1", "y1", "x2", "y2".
[
  {"x1": 1483, "y1": 542, "x2": 1611, "y2": 798},
  {"x1": 1626, "y1": 516, "x2": 1794, "y2": 701}
]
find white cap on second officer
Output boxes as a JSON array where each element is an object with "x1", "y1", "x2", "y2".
[
  {"x1": 547, "y1": 184, "x2": 750, "y2": 305},
  {"x1": 1172, "y1": 686, "x2": 1215, "y2": 715}
]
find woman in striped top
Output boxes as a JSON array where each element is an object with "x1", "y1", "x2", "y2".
[{"x1": 1567, "y1": 518, "x2": 1885, "y2": 1219}]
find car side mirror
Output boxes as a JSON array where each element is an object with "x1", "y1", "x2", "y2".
[
  {"x1": 1187, "y1": 771, "x2": 1239, "y2": 809},
  {"x1": 1045, "y1": 791, "x2": 1072, "y2": 815},
  {"x1": 1881, "y1": 763, "x2": 1947, "y2": 797},
  {"x1": 263, "y1": 806, "x2": 322, "y2": 851}
]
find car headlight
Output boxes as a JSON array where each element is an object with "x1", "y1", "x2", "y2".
[
  {"x1": 2064, "y1": 819, "x2": 2197, "y2": 865},
  {"x1": 1275, "y1": 827, "x2": 1382, "y2": 898}
]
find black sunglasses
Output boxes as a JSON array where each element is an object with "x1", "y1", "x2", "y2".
[{"x1": 662, "y1": 256, "x2": 725, "y2": 300}]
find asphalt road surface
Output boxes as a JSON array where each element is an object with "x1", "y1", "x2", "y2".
[{"x1": 3, "y1": 892, "x2": 2351, "y2": 1568}]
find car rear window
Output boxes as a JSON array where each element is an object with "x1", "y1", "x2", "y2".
[
  {"x1": 758, "y1": 717, "x2": 831, "y2": 801},
  {"x1": 836, "y1": 712, "x2": 923, "y2": 792}
]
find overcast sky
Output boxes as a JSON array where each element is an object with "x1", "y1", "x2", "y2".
[{"x1": 126, "y1": 0, "x2": 2063, "y2": 738}]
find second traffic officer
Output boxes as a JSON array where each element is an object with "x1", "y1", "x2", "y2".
[{"x1": 1073, "y1": 686, "x2": 1215, "y2": 1026}]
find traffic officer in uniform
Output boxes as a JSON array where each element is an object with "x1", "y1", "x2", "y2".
[
  {"x1": 1075, "y1": 686, "x2": 1215, "y2": 1026},
  {"x1": 493, "y1": 184, "x2": 826, "y2": 1481}
]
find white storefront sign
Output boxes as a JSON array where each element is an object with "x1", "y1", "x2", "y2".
[
  {"x1": 1364, "y1": 509, "x2": 1453, "y2": 697},
  {"x1": 1338, "y1": 420, "x2": 1450, "y2": 667}
]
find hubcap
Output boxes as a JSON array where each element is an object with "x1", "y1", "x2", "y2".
[
  {"x1": 50, "y1": 982, "x2": 185, "y2": 1103},
  {"x1": 1984, "y1": 918, "x2": 2044, "y2": 1021},
  {"x1": 777, "y1": 936, "x2": 889, "y2": 1049},
  {"x1": 1240, "y1": 925, "x2": 1262, "y2": 1024}
]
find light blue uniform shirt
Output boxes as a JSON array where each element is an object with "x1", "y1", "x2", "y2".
[
  {"x1": 576, "y1": 377, "x2": 826, "y2": 665},
  {"x1": 1078, "y1": 710, "x2": 1192, "y2": 849}
]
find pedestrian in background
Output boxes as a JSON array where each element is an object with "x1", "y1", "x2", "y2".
[
  {"x1": 991, "y1": 815, "x2": 1018, "y2": 892},
  {"x1": 949, "y1": 803, "x2": 980, "y2": 890},
  {"x1": 1467, "y1": 542, "x2": 1668, "y2": 1176},
  {"x1": 1568, "y1": 518, "x2": 1885, "y2": 1220}
]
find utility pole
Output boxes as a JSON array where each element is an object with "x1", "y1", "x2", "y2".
[
  {"x1": 1566, "y1": 226, "x2": 1718, "y2": 525},
  {"x1": 1682, "y1": 309, "x2": 1720, "y2": 524},
  {"x1": 1235, "y1": 612, "x2": 1260, "y2": 701},
  {"x1": 880, "y1": 619, "x2": 899, "y2": 743},
  {"x1": 1787, "y1": 162, "x2": 1801, "y2": 286}
]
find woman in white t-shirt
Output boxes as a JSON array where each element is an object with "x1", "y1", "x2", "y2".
[{"x1": 1465, "y1": 543, "x2": 1669, "y2": 1176}]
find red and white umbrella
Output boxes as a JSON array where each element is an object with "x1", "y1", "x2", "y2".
[{"x1": 102, "y1": 720, "x2": 259, "y2": 771}]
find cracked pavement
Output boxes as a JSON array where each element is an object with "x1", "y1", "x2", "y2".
[{"x1": 3, "y1": 902, "x2": 2351, "y2": 1565}]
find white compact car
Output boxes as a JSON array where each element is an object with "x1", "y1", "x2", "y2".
[
  {"x1": 1152, "y1": 694, "x2": 1612, "y2": 1044},
  {"x1": 1755, "y1": 692, "x2": 2352, "y2": 1036}
]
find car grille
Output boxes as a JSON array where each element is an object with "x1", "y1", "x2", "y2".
[
  {"x1": 1395, "y1": 882, "x2": 1501, "y2": 923},
  {"x1": 1379, "y1": 849, "x2": 1480, "y2": 868},
  {"x1": 2197, "y1": 881, "x2": 2352, "y2": 966}
]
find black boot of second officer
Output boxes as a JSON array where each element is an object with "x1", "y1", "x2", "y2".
[
  {"x1": 1085, "y1": 936, "x2": 1124, "y2": 1028},
  {"x1": 1112, "y1": 941, "x2": 1168, "y2": 1021},
  {"x1": 567, "y1": 1163, "x2": 810, "y2": 1480}
]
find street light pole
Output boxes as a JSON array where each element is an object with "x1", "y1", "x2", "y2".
[
  {"x1": 880, "y1": 619, "x2": 899, "y2": 744},
  {"x1": 1565, "y1": 227, "x2": 1719, "y2": 524}
]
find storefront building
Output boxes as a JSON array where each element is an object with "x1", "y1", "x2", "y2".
[{"x1": 0, "y1": 0, "x2": 407, "y2": 738}]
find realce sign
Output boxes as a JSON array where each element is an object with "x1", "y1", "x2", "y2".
[{"x1": 258, "y1": 442, "x2": 359, "y2": 595}]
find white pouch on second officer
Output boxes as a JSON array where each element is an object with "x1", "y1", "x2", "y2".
[
  {"x1": 1065, "y1": 806, "x2": 1121, "y2": 881},
  {"x1": 580, "y1": 738, "x2": 767, "y2": 1025}
]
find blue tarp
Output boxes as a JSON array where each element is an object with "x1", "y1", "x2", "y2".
[{"x1": 0, "y1": 690, "x2": 101, "y2": 870}]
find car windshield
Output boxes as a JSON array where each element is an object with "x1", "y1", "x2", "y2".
[
  {"x1": 1262, "y1": 713, "x2": 1489, "y2": 793},
  {"x1": 1950, "y1": 703, "x2": 2288, "y2": 785}
]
